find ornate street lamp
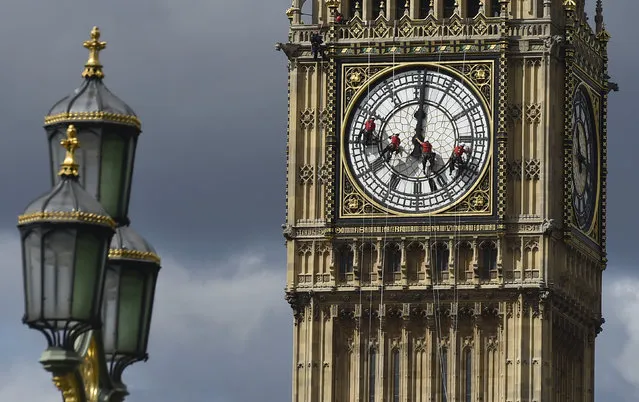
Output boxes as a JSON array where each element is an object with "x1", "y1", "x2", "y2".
[
  {"x1": 103, "y1": 225, "x2": 161, "y2": 399},
  {"x1": 44, "y1": 26, "x2": 141, "y2": 226},
  {"x1": 18, "y1": 124, "x2": 115, "y2": 380},
  {"x1": 18, "y1": 27, "x2": 160, "y2": 402}
]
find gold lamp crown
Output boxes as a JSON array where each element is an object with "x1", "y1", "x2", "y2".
[
  {"x1": 58, "y1": 125, "x2": 80, "y2": 177},
  {"x1": 82, "y1": 26, "x2": 107, "y2": 79}
]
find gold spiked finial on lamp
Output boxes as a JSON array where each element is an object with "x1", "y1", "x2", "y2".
[
  {"x1": 58, "y1": 125, "x2": 80, "y2": 177},
  {"x1": 82, "y1": 26, "x2": 107, "y2": 79}
]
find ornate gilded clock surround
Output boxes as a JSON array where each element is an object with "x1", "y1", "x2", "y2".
[
  {"x1": 562, "y1": 4, "x2": 607, "y2": 248},
  {"x1": 337, "y1": 59, "x2": 499, "y2": 219}
]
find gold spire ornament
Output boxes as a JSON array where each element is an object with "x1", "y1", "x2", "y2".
[
  {"x1": 325, "y1": 0, "x2": 340, "y2": 10},
  {"x1": 562, "y1": 0, "x2": 576, "y2": 11},
  {"x1": 59, "y1": 125, "x2": 80, "y2": 177},
  {"x1": 82, "y1": 26, "x2": 107, "y2": 79}
]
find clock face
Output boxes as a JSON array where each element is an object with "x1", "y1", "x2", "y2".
[
  {"x1": 343, "y1": 66, "x2": 491, "y2": 214},
  {"x1": 571, "y1": 86, "x2": 598, "y2": 231}
]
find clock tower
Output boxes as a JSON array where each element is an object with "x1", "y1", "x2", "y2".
[{"x1": 278, "y1": 0, "x2": 611, "y2": 401}]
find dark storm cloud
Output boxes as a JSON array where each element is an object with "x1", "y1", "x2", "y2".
[
  {"x1": 0, "y1": 1, "x2": 636, "y2": 401},
  {"x1": 588, "y1": 0, "x2": 639, "y2": 270},
  {"x1": 0, "y1": 0, "x2": 293, "y2": 259}
]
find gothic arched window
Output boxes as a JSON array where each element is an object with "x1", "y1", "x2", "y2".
[
  {"x1": 479, "y1": 241, "x2": 497, "y2": 280},
  {"x1": 431, "y1": 243, "x2": 449, "y2": 280},
  {"x1": 392, "y1": 349, "x2": 400, "y2": 402},
  {"x1": 385, "y1": 243, "x2": 402, "y2": 274},
  {"x1": 338, "y1": 245, "x2": 354, "y2": 275},
  {"x1": 369, "y1": 349, "x2": 377, "y2": 402}
]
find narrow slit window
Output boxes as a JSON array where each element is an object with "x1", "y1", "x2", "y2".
[
  {"x1": 467, "y1": 0, "x2": 481, "y2": 17},
  {"x1": 418, "y1": 0, "x2": 430, "y2": 18},
  {"x1": 443, "y1": 0, "x2": 456, "y2": 18},
  {"x1": 395, "y1": 0, "x2": 406, "y2": 19},
  {"x1": 491, "y1": 0, "x2": 501, "y2": 17},
  {"x1": 348, "y1": 0, "x2": 358, "y2": 18},
  {"x1": 393, "y1": 349, "x2": 400, "y2": 402},
  {"x1": 369, "y1": 349, "x2": 377, "y2": 402},
  {"x1": 432, "y1": 244, "x2": 449, "y2": 278},
  {"x1": 441, "y1": 348, "x2": 448, "y2": 402},
  {"x1": 372, "y1": 0, "x2": 382, "y2": 18},
  {"x1": 465, "y1": 349, "x2": 472, "y2": 402}
]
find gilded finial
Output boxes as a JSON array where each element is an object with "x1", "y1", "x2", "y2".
[
  {"x1": 563, "y1": 0, "x2": 576, "y2": 11},
  {"x1": 82, "y1": 26, "x2": 107, "y2": 79},
  {"x1": 325, "y1": 0, "x2": 340, "y2": 10},
  {"x1": 59, "y1": 125, "x2": 80, "y2": 177}
]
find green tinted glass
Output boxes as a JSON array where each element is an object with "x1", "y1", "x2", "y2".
[
  {"x1": 71, "y1": 233, "x2": 101, "y2": 319},
  {"x1": 99, "y1": 133, "x2": 126, "y2": 218}
]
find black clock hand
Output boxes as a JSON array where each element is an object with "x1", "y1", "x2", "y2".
[
  {"x1": 412, "y1": 70, "x2": 429, "y2": 158},
  {"x1": 574, "y1": 131, "x2": 587, "y2": 173}
]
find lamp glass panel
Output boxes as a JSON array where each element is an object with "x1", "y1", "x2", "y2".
[
  {"x1": 139, "y1": 267, "x2": 159, "y2": 351},
  {"x1": 102, "y1": 264, "x2": 121, "y2": 352},
  {"x1": 71, "y1": 232, "x2": 102, "y2": 320},
  {"x1": 22, "y1": 230, "x2": 43, "y2": 320},
  {"x1": 99, "y1": 133, "x2": 126, "y2": 218},
  {"x1": 117, "y1": 269, "x2": 145, "y2": 352},
  {"x1": 42, "y1": 229, "x2": 76, "y2": 321}
]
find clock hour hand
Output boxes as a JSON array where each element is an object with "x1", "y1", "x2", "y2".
[
  {"x1": 574, "y1": 131, "x2": 587, "y2": 173},
  {"x1": 412, "y1": 70, "x2": 429, "y2": 158}
]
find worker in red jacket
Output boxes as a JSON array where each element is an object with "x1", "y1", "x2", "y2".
[
  {"x1": 415, "y1": 137, "x2": 436, "y2": 175},
  {"x1": 381, "y1": 133, "x2": 401, "y2": 162},
  {"x1": 450, "y1": 143, "x2": 469, "y2": 174},
  {"x1": 361, "y1": 117, "x2": 376, "y2": 145},
  {"x1": 335, "y1": 12, "x2": 347, "y2": 24}
]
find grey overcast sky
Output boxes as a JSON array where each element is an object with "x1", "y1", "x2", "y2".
[{"x1": 0, "y1": 0, "x2": 637, "y2": 401}]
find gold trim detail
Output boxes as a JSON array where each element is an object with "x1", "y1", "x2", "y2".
[
  {"x1": 450, "y1": 172, "x2": 491, "y2": 213},
  {"x1": 52, "y1": 373, "x2": 80, "y2": 402},
  {"x1": 18, "y1": 211, "x2": 116, "y2": 228},
  {"x1": 82, "y1": 27, "x2": 106, "y2": 79},
  {"x1": 325, "y1": 13, "x2": 339, "y2": 222},
  {"x1": 109, "y1": 248, "x2": 161, "y2": 264},
  {"x1": 81, "y1": 336, "x2": 100, "y2": 402},
  {"x1": 325, "y1": 0, "x2": 340, "y2": 9},
  {"x1": 59, "y1": 125, "x2": 80, "y2": 177},
  {"x1": 44, "y1": 111, "x2": 142, "y2": 130},
  {"x1": 339, "y1": 61, "x2": 494, "y2": 218},
  {"x1": 340, "y1": 166, "x2": 492, "y2": 218},
  {"x1": 563, "y1": 0, "x2": 577, "y2": 11}
]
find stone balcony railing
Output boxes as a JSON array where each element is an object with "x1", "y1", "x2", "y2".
[{"x1": 289, "y1": 16, "x2": 554, "y2": 45}]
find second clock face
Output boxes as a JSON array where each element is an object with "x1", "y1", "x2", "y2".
[
  {"x1": 571, "y1": 86, "x2": 598, "y2": 231},
  {"x1": 343, "y1": 66, "x2": 491, "y2": 214}
]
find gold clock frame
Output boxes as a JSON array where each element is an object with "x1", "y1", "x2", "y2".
[
  {"x1": 570, "y1": 78, "x2": 603, "y2": 243},
  {"x1": 337, "y1": 60, "x2": 497, "y2": 219}
]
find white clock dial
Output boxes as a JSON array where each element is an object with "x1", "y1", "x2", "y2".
[{"x1": 343, "y1": 66, "x2": 491, "y2": 214}]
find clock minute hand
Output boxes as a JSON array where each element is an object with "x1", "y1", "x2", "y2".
[{"x1": 412, "y1": 70, "x2": 429, "y2": 157}]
